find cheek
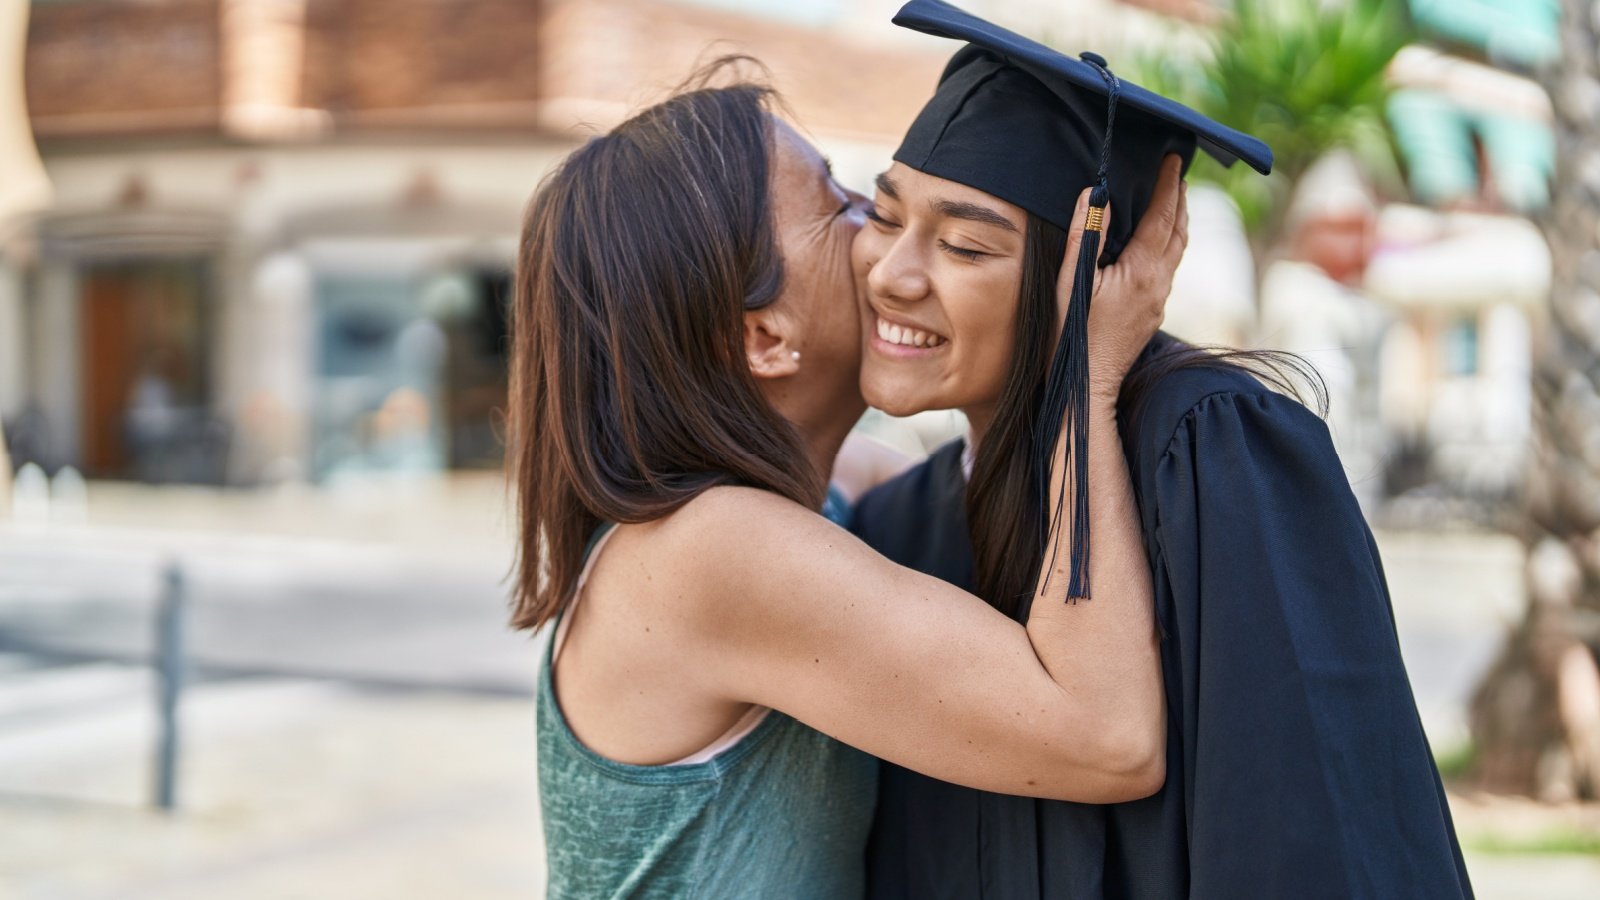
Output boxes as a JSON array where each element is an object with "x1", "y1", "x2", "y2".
[
  {"x1": 945, "y1": 273, "x2": 1021, "y2": 398},
  {"x1": 851, "y1": 227, "x2": 884, "y2": 280},
  {"x1": 808, "y1": 226, "x2": 865, "y2": 352},
  {"x1": 964, "y1": 323, "x2": 1015, "y2": 399}
]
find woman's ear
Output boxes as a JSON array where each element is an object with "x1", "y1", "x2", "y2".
[{"x1": 743, "y1": 307, "x2": 801, "y2": 380}]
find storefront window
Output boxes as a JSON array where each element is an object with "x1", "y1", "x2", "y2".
[
  {"x1": 1442, "y1": 316, "x2": 1480, "y2": 377},
  {"x1": 311, "y1": 266, "x2": 509, "y2": 482}
]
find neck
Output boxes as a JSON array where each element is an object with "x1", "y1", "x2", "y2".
[
  {"x1": 766, "y1": 379, "x2": 865, "y2": 491},
  {"x1": 804, "y1": 409, "x2": 858, "y2": 489},
  {"x1": 963, "y1": 402, "x2": 997, "y2": 451}
]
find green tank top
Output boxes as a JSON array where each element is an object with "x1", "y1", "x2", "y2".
[{"x1": 538, "y1": 501, "x2": 877, "y2": 898}]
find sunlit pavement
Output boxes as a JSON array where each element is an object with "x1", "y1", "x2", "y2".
[
  {"x1": 0, "y1": 481, "x2": 1595, "y2": 897},
  {"x1": 0, "y1": 679, "x2": 545, "y2": 899}
]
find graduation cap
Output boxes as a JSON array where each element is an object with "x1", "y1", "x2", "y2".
[{"x1": 890, "y1": 0, "x2": 1273, "y2": 602}]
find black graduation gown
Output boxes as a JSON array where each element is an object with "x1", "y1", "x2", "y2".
[{"x1": 850, "y1": 349, "x2": 1473, "y2": 899}]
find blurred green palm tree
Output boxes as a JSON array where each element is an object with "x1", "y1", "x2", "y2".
[{"x1": 1133, "y1": 0, "x2": 1409, "y2": 284}]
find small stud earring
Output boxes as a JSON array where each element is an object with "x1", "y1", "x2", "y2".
[{"x1": 791, "y1": 351, "x2": 801, "y2": 362}]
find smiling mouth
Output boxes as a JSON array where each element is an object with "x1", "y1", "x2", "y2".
[{"x1": 872, "y1": 313, "x2": 948, "y2": 350}]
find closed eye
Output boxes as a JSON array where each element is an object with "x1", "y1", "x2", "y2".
[
  {"x1": 866, "y1": 207, "x2": 901, "y2": 229},
  {"x1": 939, "y1": 240, "x2": 987, "y2": 261}
]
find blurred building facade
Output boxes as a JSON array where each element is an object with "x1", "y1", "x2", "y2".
[
  {"x1": 0, "y1": 0, "x2": 1559, "y2": 505},
  {"x1": 988, "y1": 0, "x2": 1560, "y2": 513},
  {"x1": 0, "y1": 0, "x2": 50, "y2": 503},
  {"x1": 1117, "y1": 0, "x2": 1559, "y2": 513},
  {"x1": 2, "y1": 0, "x2": 943, "y2": 486},
  {"x1": 1368, "y1": 0, "x2": 1556, "y2": 507}
]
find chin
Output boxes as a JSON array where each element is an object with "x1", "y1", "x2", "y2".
[{"x1": 862, "y1": 379, "x2": 938, "y2": 418}]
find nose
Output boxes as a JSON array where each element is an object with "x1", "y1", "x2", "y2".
[{"x1": 865, "y1": 228, "x2": 931, "y2": 306}]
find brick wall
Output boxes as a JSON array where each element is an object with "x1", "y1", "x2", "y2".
[
  {"x1": 26, "y1": 0, "x2": 223, "y2": 137},
  {"x1": 539, "y1": 0, "x2": 944, "y2": 143},
  {"x1": 25, "y1": 0, "x2": 943, "y2": 143},
  {"x1": 300, "y1": 0, "x2": 542, "y2": 122}
]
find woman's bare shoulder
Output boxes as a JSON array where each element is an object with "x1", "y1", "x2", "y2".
[
  {"x1": 646, "y1": 486, "x2": 849, "y2": 602},
  {"x1": 663, "y1": 485, "x2": 818, "y2": 538}
]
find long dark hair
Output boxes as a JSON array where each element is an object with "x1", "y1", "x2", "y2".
[
  {"x1": 967, "y1": 213, "x2": 1327, "y2": 617},
  {"x1": 508, "y1": 64, "x2": 824, "y2": 632}
]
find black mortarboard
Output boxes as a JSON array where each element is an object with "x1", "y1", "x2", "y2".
[{"x1": 890, "y1": 0, "x2": 1273, "y2": 602}]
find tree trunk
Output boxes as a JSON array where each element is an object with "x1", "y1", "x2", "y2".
[{"x1": 1468, "y1": 0, "x2": 1600, "y2": 801}]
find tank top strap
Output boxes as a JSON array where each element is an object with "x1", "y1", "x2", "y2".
[{"x1": 550, "y1": 523, "x2": 620, "y2": 665}]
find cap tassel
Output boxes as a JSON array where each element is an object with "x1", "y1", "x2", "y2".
[
  {"x1": 1036, "y1": 54, "x2": 1119, "y2": 604},
  {"x1": 1035, "y1": 187, "x2": 1105, "y2": 603}
]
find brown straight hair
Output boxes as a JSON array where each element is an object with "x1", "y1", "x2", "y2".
[
  {"x1": 508, "y1": 65, "x2": 824, "y2": 632},
  {"x1": 967, "y1": 213, "x2": 1327, "y2": 617}
]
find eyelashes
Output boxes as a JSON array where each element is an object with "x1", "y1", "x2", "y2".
[
  {"x1": 866, "y1": 208, "x2": 990, "y2": 261},
  {"x1": 937, "y1": 240, "x2": 986, "y2": 261},
  {"x1": 865, "y1": 207, "x2": 899, "y2": 228}
]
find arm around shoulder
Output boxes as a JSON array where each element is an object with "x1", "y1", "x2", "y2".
[{"x1": 655, "y1": 486, "x2": 1164, "y2": 803}]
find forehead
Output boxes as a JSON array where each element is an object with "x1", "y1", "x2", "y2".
[
  {"x1": 882, "y1": 162, "x2": 1026, "y2": 221},
  {"x1": 770, "y1": 117, "x2": 826, "y2": 183}
]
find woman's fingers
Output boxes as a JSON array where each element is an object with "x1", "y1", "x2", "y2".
[
  {"x1": 1079, "y1": 157, "x2": 1187, "y2": 394},
  {"x1": 1055, "y1": 188, "x2": 1095, "y2": 329},
  {"x1": 1092, "y1": 200, "x2": 1112, "y2": 297},
  {"x1": 1121, "y1": 155, "x2": 1182, "y2": 269},
  {"x1": 1164, "y1": 182, "x2": 1189, "y2": 268},
  {"x1": 1065, "y1": 188, "x2": 1091, "y2": 245}
]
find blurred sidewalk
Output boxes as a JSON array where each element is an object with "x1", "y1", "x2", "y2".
[
  {"x1": 1, "y1": 479, "x2": 1596, "y2": 897},
  {"x1": 0, "y1": 677, "x2": 546, "y2": 900},
  {"x1": 1, "y1": 474, "x2": 546, "y2": 898},
  {"x1": 31, "y1": 472, "x2": 518, "y2": 568},
  {"x1": 1, "y1": 672, "x2": 1595, "y2": 900}
]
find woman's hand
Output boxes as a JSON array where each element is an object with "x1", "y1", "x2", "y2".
[{"x1": 1056, "y1": 154, "x2": 1189, "y2": 402}]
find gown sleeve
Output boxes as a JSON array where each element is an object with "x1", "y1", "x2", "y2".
[{"x1": 1150, "y1": 389, "x2": 1472, "y2": 899}]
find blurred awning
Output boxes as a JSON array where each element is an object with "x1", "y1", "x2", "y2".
[
  {"x1": 1386, "y1": 46, "x2": 1553, "y2": 213},
  {"x1": 0, "y1": 1, "x2": 49, "y2": 241},
  {"x1": 1364, "y1": 203, "x2": 1550, "y2": 313},
  {"x1": 1408, "y1": 0, "x2": 1559, "y2": 69}
]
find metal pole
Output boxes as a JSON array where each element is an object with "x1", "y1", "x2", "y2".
[{"x1": 153, "y1": 560, "x2": 186, "y2": 812}]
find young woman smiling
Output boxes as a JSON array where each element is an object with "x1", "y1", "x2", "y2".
[
  {"x1": 850, "y1": 4, "x2": 1471, "y2": 895},
  {"x1": 851, "y1": 157, "x2": 1469, "y2": 900}
]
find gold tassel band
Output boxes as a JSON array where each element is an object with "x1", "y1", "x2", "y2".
[{"x1": 1084, "y1": 205, "x2": 1106, "y2": 233}]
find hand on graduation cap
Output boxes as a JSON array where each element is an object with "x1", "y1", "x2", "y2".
[{"x1": 1062, "y1": 154, "x2": 1189, "y2": 403}]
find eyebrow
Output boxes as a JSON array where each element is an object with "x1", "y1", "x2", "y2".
[
  {"x1": 874, "y1": 172, "x2": 1018, "y2": 233},
  {"x1": 933, "y1": 199, "x2": 1020, "y2": 233}
]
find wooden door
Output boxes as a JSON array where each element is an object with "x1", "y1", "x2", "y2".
[{"x1": 78, "y1": 261, "x2": 207, "y2": 478}]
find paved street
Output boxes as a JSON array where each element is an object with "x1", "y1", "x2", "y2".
[
  {"x1": 0, "y1": 476, "x2": 530, "y2": 695},
  {"x1": 0, "y1": 676, "x2": 545, "y2": 899},
  {"x1": 0, "y1": 478, "x2": 544, "y2": 897},
  {"x1": 0, "y1": 479, "x2": 1595, "y2": 898}
]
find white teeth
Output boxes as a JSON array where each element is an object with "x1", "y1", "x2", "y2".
[{"x1": 875, "y1": 316, "x2": 944, "y2": 348}]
